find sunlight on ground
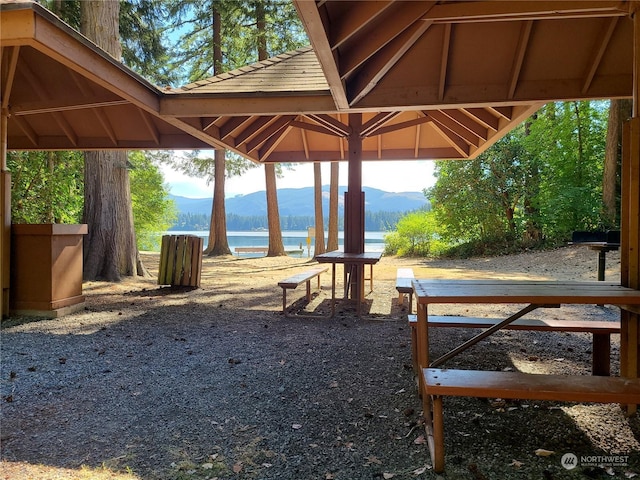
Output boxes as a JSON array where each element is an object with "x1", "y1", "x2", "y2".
[{"x1": 0, "y1": 461, "x2": 140, "y2": 480}]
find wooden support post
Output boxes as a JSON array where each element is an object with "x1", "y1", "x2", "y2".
[
  {"x1": 0, "y1": 109, "x2": 9, "y2": 318},
  {"x1": 345, "y1": 113, "x2": 365, "y2": 302},
  {"x1": 620, "y1": 4, "x2": 640, "y2": 413}
]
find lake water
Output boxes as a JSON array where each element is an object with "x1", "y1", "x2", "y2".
[{"x1": 165, "y1": 230, "x2": 387, "y2": 257}]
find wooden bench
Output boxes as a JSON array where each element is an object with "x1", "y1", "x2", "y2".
[
  {"x1": 407, "y1": 315, "x2": 620, "y2": 376},
  {"x1": 396, "y1": 268, "x2": 415, "y2": 312},
  {"x1": 235, "y1": 247, "x2": 269, "y2": 255},
  {"x1": 278, "y1": 266, "x2": 329, "y2": 318},
  {"x1": 422, "y1": 367, "x2": 640, "y2": 472}
]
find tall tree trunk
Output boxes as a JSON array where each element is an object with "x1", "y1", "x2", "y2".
[
  {"x1": 603, "y1": 99, "x2": 632, "y2": 228},
  {"x1": 81, "y1": 1, "x2": 147, "y2": 280},
  {"x1": 265, "y1": 163, "x2": 285, "y2": 256},
  {"x1": 256, "y1": 2, "x2": 285, "y2": 256},
  {"x1": 327, "y1": 162, "x2": 339, "y2": 251},
  {"x1": 313, "y1": 162, "x2": 326, "y2": 256},
  {"x1": 205, "y1": 7, "x2": 231, "y2": 256}
]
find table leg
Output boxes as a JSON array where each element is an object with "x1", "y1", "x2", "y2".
[
  {"x1": 620, "y1": 310, "x2": 638, "y2": 414},
  {"x1": 330, "y1": 263, "x2": 336, "y2": 317}
]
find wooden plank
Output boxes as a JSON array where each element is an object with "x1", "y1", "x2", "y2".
[
  {"x1": 192, "y1": 237, "x2": 203, "y2": 287},
  {"x1": 423, "y1": 368, "x2": 640, "y2": 404},
  {"x1": 409, "y1": 314, "x2": 620, "y2": 333},
  {"x1": 157, "y1": 235, "x2": 170, "y2": 285},
  {"x1": 278, "y1": 267, "x2": 328, "y2": 289},
  {"x1": 173, "y1": 235, "x2": 186, "y2": 285},
  {"x1": 181, "y1": 236, "x2": 193, "y2": 285}
]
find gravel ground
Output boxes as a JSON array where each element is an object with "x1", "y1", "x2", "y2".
[{"x1": 1, "y1": 246, "x2": 639, "y2": 480}]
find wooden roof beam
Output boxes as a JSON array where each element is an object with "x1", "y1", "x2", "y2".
[
  {"x1": 294, "y1": 1, "x2": 349, "y2": 109},
  {"x1": 12, "y1": 115, "x2": 38, "y2": 147},
  {"x1": 1, "y1": 46, "x2": 20, "y2": 111},
  {"x1": 422, "y1": 1, "x2": 628, "y2": 24},
  {"x1": 232, "y1": 116, "x2": 272, "y2": 148},
  {"x1": 463, "y1": 108, "x2": 500, "y2": 131},
  {"x1": 255, "y1": 118, "x2": 296, "y2": 160},
  {"x1": 368, "y1": 115, "x2": 433, "y2": 137},
  {"x1": 429, "y1": 121, "x2": 470, "y2": 157},
  {"x1": 247, "y1": 115, "x2": 296, "y2": 153},
  {"x1": 488, "y1": 106, "x2": 513, "y2": 120},
  {"x1": 290, "y1": 119, "x2": 345, "y2": 137},
  {"x1": 361, "y1": 111, "x2": 402, "y2": 137},
  {"x1": 306, "y1": 114, "x2": 351, "y2": 137},
  {"x1": 220, "y1": 116, "x2": 252, "y2": 141},
  {"x1": 138, "y1": 109, "x2": 161, "y2": 146},
  {"x1": 439, "y1": 23, "x2": 452, "y2": 102},
  {"x1": 330, "y1": 1, "x2": 394, "y2": 50},
  {"x1": 441, "y1": 109, "x2": 489, "y2": 140},
  {"x1": 349, "y1": 19, "x2": 434, "y2": 106},
  {"x1": 339, "y1": 2, "x2": 437, "y2": 80},
  {"x1": 508, "y1": 20, "x2": 533, "y2": 100},
  {"x1": 582, "y1": 17, "x2": 619, "y2": 94},
  {"x1": 427, "y1": 110, "x2": 482, "y2": 147}
]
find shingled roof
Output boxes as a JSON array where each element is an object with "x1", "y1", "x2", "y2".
[{"x1": 176, "y1": 46, "x2": 329, "y2": 95}]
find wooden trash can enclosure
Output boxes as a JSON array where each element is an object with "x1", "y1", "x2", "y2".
[
  {"x1": 158, "y1": 235, "x2": 203, "y2": 287},
  {"x1": 10, "y1": 224, "x2": 88, "y2": 317}
]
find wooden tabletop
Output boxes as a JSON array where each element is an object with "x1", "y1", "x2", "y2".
[
  {"x1": 315, "y1": 251, "x2": 382, "y2": 265},
  {"x1": 412, "y1": 279, "x2": 640, "y2": 305}
]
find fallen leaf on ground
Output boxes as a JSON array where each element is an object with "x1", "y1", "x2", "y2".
[
  {"x1": 534, "y1": 449, "x2": 554, "y2": 457},
  {"x1": 292, "y1": 424, "x2": 303, "y2": 429},
  {"x1": 413, "y1": 465, "x2": 431, "y2": 475},
  {"x1": 414, "y1": 435, "x2": 427, "y2": 445},
  {"x1": 364, "y1": 455, "x2": 382, "y2": 465},
  {"x1": 201, "y1": 463, "x2": 213, "y2": 469},
  {"x1": 510, "y1": 459, "x2": 524, "y2": 468},
  {"x1": 383, "y1": 473, "x2": 395, "y2": 479},
  {"x1": 233, "y1": 462, "x2": 243, "y2": 473}
]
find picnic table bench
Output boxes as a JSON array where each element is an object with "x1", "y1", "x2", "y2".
[
  {"x1": 423, "y1": 368, "x2": 640, "y2": 472},
  {"x1": 235, "y1": 247, "x2": 269, "y2": 255},
  {"x1": 395, "y1": 268, "x2": 415, "y2": 311},
  {"x1": 278, "y1": 266, "x2": 329, "y2": 318},
  {"x1": 407, "y1": 314, "x2": 620, "y2": 376}
]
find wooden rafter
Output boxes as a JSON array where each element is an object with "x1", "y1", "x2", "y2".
[
  {"x1": 294, "y1": 1, "x2": 349, "y2": 109},
  {"x1": 220, "y1": 116, "x2": 251, "y2": 141},
  {"x1": 257, "y1": 120, "x2": 295, "y2": 161},
  {"x1": 12, "y1": 115, "x2": 38, "y2": 147},
  {"x1": 247, "y1": 115, "x2": 296, "y2": 153},
  {"x1": 330, "y1": 1, "x2": 393, "y2": 50},
  {"x1": 508, "y1": 20, "x2": 533, "y2": 100},
  {"x1": 300, "y1": 125, "x2": 310, "y2": 160},
  {"x1": 464, "y1": 108, "x2": 500, "y2": 130},
  {"x1": 349, "y1": 19, "x2": 434, "y2": 106},
  {"x1": 427, "y1": 110, "x2": 481, "y2": 147},
  {"x1": 422, "y1": 1, "x2": 628, "y2": 24},
  {"x1": 306, "y1": 114, "x2": 351, "y2": 136},
  {"x1": 138, "y1": 109, "x2": 160, "y2": 146},
  {"x1": 439, "y1": 23, "x2": 452, "y2": 102},
  {"x1": 488, "y1": 106, "x2": 513, "y2": 120},
  {"x1": 11, "y1": 98, "x2": 129, "y2": 116},
  {"x1": 234, "y1": 116, "x2": 272, "y2": 147},
  {"x1": 339, "y1": 2, "x2": 437, "y2": 80},
  {"x1": 93, "y1": 108, "x2": 118, "y2": 147},
  {"x1": 441, "y1": 109, "x2": 489, "y2": 140},
  {"x1": 1, "y1": 46, "x2": 20, "y2": 111},
  {"x1": 369, "y1": 115, "x2": 433, "y2": 137},
  {"x1": 582, "y1": 17, "x2": 619, "y2": 94},
  {"x1": 361, "y1": 111, "x2": 401, "y2": 137},
  {"x1": 429, "y1": 119, "x2": 470, "y2": 157},
  {"x1": 414, "y1": 123, "x2": 421, "y2": 158},
  {"x1": 290, "y1": 119, "x2": 344, "y2": 137}
]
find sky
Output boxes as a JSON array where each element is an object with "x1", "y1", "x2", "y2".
[{"x1": 163, "y1": 156, "x2": 437, "y2": 199}]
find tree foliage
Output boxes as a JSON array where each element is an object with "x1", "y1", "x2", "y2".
[
  {"x1": 7, "y1": 151, "x2": 84, "y2": 224},
  {"x1": 129, "y1": 152, "x2": 177, "y2": 251},
  {"x1": 393, "y1": 101, "x2": 611, "y2": 257}
]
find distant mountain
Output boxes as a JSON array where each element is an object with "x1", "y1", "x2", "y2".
[{"x1": 169, "y1": 186, "x2": 428, "y2": 217}]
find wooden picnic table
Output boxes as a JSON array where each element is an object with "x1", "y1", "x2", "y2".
[
  {"x1": 315, "y1": 251, "x2": 382, "y2": 317},
  {"x1": 412, "y1": 278, "x2": 640, "y2": 472},
  {"x1": 413, "y1": 279, "x2": 640, "y2": 378}
]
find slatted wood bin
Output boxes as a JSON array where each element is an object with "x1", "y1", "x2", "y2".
[{"x1": 158, "y1": 235, "x2": 203, "y2": 287}]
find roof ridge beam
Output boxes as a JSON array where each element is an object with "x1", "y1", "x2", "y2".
[{"x1": 422, "y1": 1, "x2": 628, "y2": 23}]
